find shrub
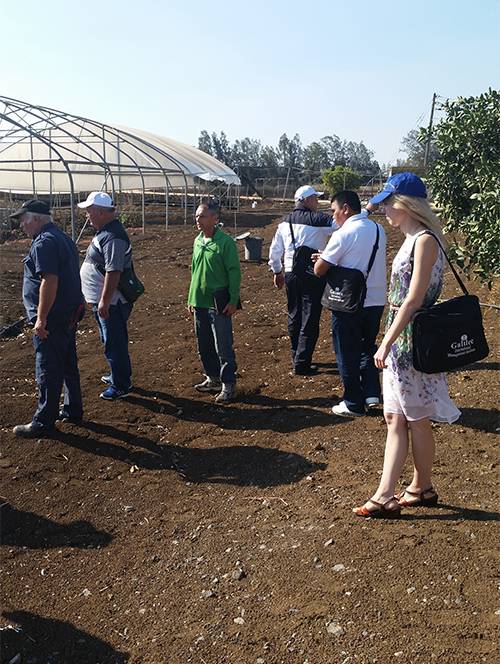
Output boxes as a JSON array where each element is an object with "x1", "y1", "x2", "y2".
[
  {"x1": 322, "y1": 166, "x2": 361, "y2": 196},
  {"x1": 427, "y1": 89, "x2": 500, "y2": 285}
]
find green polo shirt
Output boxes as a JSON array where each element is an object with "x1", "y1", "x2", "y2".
[{"x1": 187, "y1": 227, "x2": 241, "y2": 308}]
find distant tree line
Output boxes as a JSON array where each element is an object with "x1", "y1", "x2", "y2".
[{"x1": 198, "y1": 130, "x2": 381, "y2": 194}]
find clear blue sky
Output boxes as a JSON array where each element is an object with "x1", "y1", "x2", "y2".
[{"x1": 2, "y1": 0, "x2": 499, "y2": 165}]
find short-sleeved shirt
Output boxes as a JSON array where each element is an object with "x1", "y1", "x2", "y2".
[
  {"x1": 320, "y1": 213, "x2": 387, "y2": 307},
  {"x1": 80, "y1": 219, "x2": 132, "y2": 304},
  {"x1": 22, "y1": 222, "x2": 84, "y2": 323}
]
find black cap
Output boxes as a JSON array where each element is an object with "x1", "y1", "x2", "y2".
[{"x1": 10, "y1": 199, "x2": 51, "y2": 219}]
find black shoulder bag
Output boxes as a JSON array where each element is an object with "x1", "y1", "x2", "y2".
[
  {"x1": 288, "y1": 218, "x2": 325, "y2": 285},
  {"x1": 321, "y1": 222, "x2": 380, "y2": 314},
  {"x1": 411, "y1": 232, "x2": 489, "y2": 373}
]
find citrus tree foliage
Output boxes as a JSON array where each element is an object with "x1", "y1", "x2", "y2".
[
  {"x1": 427, "y1": 89, "x2": 500, "y2": 284},
  {"x1": 321, "y1": 166, "x2": 361, "y2": 195}
]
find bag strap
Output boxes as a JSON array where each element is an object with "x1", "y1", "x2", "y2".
[
  {"x1": 410, "y1": 230, "x2": 469, "y2": 296},
  {"x1": 365, "y1": 221, "x2": 380, "y2": 279},
  {"x1": 288, "y1": 216, "x2": 297, "y2": 251}
]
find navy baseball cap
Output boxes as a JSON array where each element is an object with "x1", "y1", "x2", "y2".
[
  {"x1": 10, "y1": 199, "x2": 51, "y2": 219},
  {"x1": 369, "y1": 172, "x2": 427, "y2": 205}
]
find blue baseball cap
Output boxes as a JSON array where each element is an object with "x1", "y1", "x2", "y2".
[{"x1": 369, "y1": 172, "x2": 427, "y2": 205}]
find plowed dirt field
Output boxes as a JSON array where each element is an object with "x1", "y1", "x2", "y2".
[{"x1": 1, "y1": 209, "x2": 499, "y2": 664}]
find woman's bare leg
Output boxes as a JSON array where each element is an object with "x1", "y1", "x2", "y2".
[
  {"x1": 404, "y1": 417, "x2": 435, "y2": 499},
  {"x1": 365, "y1": 412, "x2": 409, "y2": 508}
]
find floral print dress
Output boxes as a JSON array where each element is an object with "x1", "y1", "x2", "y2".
[{"x1": 383, "y1": 231, "x2": 461, "y2": 423}]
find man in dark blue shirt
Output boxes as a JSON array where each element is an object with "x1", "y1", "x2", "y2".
[{"x1": 11, "y1": 200, "x2": 84, "y2": 437}]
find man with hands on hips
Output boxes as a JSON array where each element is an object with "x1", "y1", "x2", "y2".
[{"x1": 11, "y1": 199, "x2": 84, "y2": 437}]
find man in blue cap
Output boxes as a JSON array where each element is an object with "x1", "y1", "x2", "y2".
[{"x1": 11, "y1": 200, "x2": 84, "y2": 437}]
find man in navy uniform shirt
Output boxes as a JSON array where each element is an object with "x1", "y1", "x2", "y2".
[{"x1": 11, "y1": 200, "x2": 84, "y2": 437}]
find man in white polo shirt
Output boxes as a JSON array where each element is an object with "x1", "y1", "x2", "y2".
[{"x1": 314, "y1": 190, "x2": 386, "y2": 417}]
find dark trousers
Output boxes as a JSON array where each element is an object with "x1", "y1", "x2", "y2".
[
  {"x1": 93, "y1": 301, "x2": 133, "y2": 391},
  {"x1": 285, "y1": 272, "x2": 324, "y2": 370},
  {"x1": 194, "y1": 307, "x2": 237, "y2": 385},
  {"x1": 33, "y1": 323, "x2": 83, "y2": 427},
  {"x1": 331, "y1": 305, "x2": 384, "y2": 413}
]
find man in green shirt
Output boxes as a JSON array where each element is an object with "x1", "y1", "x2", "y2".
[{"x1": 188, "y1": 201, "x2": 241, "y2": 403}]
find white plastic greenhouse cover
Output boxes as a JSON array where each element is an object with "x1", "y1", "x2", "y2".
[{"x1": 0, "y1": 96, "x2": 241, "y2": 194}]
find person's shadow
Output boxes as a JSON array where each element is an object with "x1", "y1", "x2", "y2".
[
  {"x1": 0, "y1": 502, "x2": 113, "y2": 549},
  {"x1": 457, "y1": 407, "x2": 499, "y2": 433},
  {"x1": 401, "y1": 503, "x2": 500, "y2": 522},
  {"x1": 124, "y1": 386, "x2": 345, "y2": 433},
  {"x1": 1, "y1": 610, "x2": 128, "y2": 663},
  {"x1": 54, "y1": 422, "x2": 326, "y2": 487}
]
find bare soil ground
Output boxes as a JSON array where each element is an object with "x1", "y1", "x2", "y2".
[{"x1": 1, "y1": 208, "x2": 499, "y2": 664}]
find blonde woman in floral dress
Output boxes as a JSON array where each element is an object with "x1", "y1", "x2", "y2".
[{"x1": 354, "y1": 173, "x2": 460, "y2": 518}]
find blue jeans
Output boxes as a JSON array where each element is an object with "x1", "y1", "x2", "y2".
[
  {"x1": 194, "y1": 307, "x2": 237, "y2": 385},
  {"x1": 93, "y1": 301, "x2": 133, "y2": 391},
  {"x1": 331, "y1": 305, "x2": 384, "y2": 414},
  {"x1": 33, "y1": 323, "x2": 83, "y2": 427}
]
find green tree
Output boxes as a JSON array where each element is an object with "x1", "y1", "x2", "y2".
[
  {"x1": 303, "y1": 141, "x2": 330, "y2": 175},
  {"x1": 399, "y1": 128, "x2": 439, "y2": 167},
  {"x1": 427, "y1": 89, "x2": 500, "y2": 284},
  {"x1": 322, "y1": 166, "x2": 361, "y2": 195},
  {"x1": 198, "y1": 130, "x2": 213, "y2": 155}
]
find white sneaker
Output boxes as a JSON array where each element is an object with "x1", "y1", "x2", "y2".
[
  {"x1": 195, "y1": 376, "x2": 222, "y2": 393},
  {"x1": 365, "y1": 397, "x2": 381, "y2": 409},
  {"x1": 331, "y1": 401, "x2": 364, "y2": 418},
  {"x1": 215, "y1": 384, "x2": 236, "y2": 404}
]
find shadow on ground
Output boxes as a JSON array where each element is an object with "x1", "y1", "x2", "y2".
[
  {"x1": 52, "y1": 421, "x2": 327, "y2": 487},
  {"x1": 457, "y1": 407, "x2": 499, "y2": 433},
  {"x1": 126, "y1": 386, "x2": 343, "y2": 433},
  {"x1": 1, "y1": 610, "x2": 128, "y2": 664},
  {"x1": 0, "y1": 502, "x2": 113, "y2": 549}
]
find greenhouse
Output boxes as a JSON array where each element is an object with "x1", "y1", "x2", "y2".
[{"x1": 0, "y1": 96, "x2": 240, "y2": 237}]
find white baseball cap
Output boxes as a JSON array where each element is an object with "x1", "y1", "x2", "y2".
[
  {"x1": 294, "y1": 185, "x2": 324, "y2": 201},
  {"x1": 77, "y1": 191, "x2": 114, "y2": 209}
]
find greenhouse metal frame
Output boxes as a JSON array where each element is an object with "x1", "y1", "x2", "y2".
[{"x1": 0, "y1": 96, "x2": 240, "y2": 238}]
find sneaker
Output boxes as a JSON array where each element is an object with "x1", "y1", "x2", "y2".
[
  {"x1": 215, "y1": 384, "x2": 236, "y2": 404},
  {"x1": 365, "y1": 397, "x2": 381, "y2": 409},
  {"x1": 57, "y1": 410, "x2": 83, "y2": 424},
  {"x1": 13, "y1": 422, "x2": 55, "y2": 438},
  {"x1": 294, "y1": 364, "x2": 318, "y2": 376},
  {"x1": 331, "y1": 401, "x2": 364, "y2": 418},
  {"x1": 195, "y1": 376, "x2": 222, "y2": 393},
  {"x1": 101, "y1": 375, "x2": 132, "y2": 391},
  {"x1": 100, "y1": 386, "x2": 130, "y2": 401}
]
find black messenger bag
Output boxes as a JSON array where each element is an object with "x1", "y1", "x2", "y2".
[
  {"x1": 411, "y1": 232, "x2": 489, "y2": 373},
  {"x1": 321, "y1": 222, "x2": 379, "y2": 314}
]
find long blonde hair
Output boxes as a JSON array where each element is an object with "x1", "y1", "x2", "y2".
[{"x1": 389, "y1": 194, "x2": 445, "y2": 244}]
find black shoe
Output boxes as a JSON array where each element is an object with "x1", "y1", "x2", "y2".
[
  {"x1": 294, "y1": 364, "x2": 318, "y2": 376},
  {"x1": 57, "y1": 410, "x2": 83, "y2": 424},
  {"x1": 13, "y1": 422, "x2": 55, "y2": 438}
]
